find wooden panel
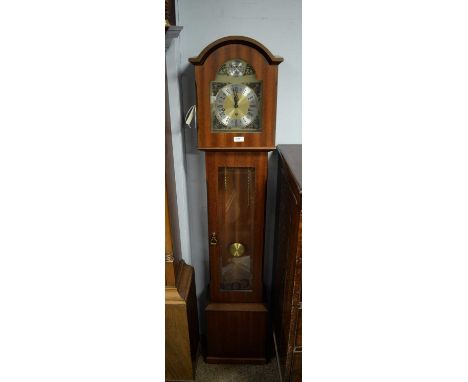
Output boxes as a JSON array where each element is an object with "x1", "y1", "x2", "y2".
[
  {"x1": 290, "y1": 352, "x2": 302, "y2": 382},
  {"x1": 189, "y1": 36, "x2": 284, "y2": 65},
  {"x1": 165, "y1": 262, "x2": 177, "y2": 289},
  {"x1": 186, "y1": 269, "x2": 199, "y2": 364},
  {"x1": 165, "y1": 187, "x2": 177, "y2": 287},
  {"x1": 205, "y1": 152, "x2": 268, "y2": 303},
  {"x1": 295, "y1": 308, "x2": 302, "y2": 348},
  {"x1": 277, "y1": 144, "x2": 302, "y2": 194},
  {"x1": 272, "y1": 166, "x2": 300, "y2": 360},
  {"x1": 165, "y1": 0, "x2": 176, "y2": 27},
  {"x1": 192, "y1": 40, "x2": 281, "y2": 150},
  {"x1": 165, "y1": 188, "x2": 173, "y2": 256},
  {"x1": 271, "y1": 145, "x2": 302, "y2": 382},
  {"x1": 165, "y1": 302, "x2": 192, "y2": 379},
  {"x1": 165, "y1": 263, "x2": 199, "y2": 381},
  {"x1": 205, "y1": 302, "x2": 267, "y2": 362}
]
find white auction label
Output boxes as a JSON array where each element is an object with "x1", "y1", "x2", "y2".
[{"x1": 233, "y1": 137, "x2": 244, "y2": 142}]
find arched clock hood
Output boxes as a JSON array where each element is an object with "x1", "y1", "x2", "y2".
[{"x1": 189, "y1": 35, "x2": 283, "y2": 66}]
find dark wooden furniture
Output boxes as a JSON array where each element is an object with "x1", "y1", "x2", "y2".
[
  {"x1": 165, "y1": 187, "x2": 199, "y2": 381},
  {"x1": 165, "y1": 0, "x2": 176, "y2": 28},
  {"x1": 189, "y1": 36, "x2": 282, "y2": 363},
  {"x1": 272, "y1": 144, "x2": 302, "y2": 382}
]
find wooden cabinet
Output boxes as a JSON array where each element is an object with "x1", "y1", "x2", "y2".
[
  {"x1": 272, "y1": 144, "x2": 302, "y2": 382},
  {"x1": 165, "y1": 263, "x2": 199, "y2": 381},
  {"x1": 165, "y1": 185, "x2": 199, "y2": 381}
]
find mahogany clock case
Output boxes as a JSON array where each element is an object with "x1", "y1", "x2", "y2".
[
  {"x1": 205, "y1": 302, "x2": 268, "y2": 364},
  {"x1": 189, "y1": 36, "x2": 283, "y2": 151},
  {"x1": 205, "y1": 151, "x2": 268, "y2": 303},
  {"x1": 189, "y1": 36, "x2": 283, "y2": 364}
]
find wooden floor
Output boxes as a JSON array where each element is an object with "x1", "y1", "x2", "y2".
[{"x1": 194, "y1": 352, "x2": 280, "y2": 382}]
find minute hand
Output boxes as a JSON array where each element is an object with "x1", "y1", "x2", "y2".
[{"x1": 233, "y1": 90, "x2": 239, "y2": 108}]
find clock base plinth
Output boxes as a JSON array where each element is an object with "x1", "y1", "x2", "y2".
[{"x1": 205, "y1": 302, "x2": 268, "y2": 364}]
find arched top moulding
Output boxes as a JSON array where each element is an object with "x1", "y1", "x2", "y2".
[{"x1": 188, "y1": 35, "x2": 284, "y2": 66}]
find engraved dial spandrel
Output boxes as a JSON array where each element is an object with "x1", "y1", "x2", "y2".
[{"x1": 226, "y1": 59, "x2": 246, "y2": 77}]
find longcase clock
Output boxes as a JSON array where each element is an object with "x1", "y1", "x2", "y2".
[{"x1": 189, "y1": 36, "x2": 283, "y2": 364}]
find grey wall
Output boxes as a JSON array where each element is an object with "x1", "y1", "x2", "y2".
[
  {"x1": 178, "y1": 0, "x2": 302, "y2": 143},
  {"x1": 166, "y1": 36, "x2": 192, "y2": 266},
  {"x1": 169, "y1": 0, "x2": 302, "y2": 332}
]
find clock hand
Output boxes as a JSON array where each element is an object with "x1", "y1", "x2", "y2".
[{"x1": 233, "y1": 89, "x2": 239, "y2": 108}]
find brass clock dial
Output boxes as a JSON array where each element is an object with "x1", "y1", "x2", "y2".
[
  {"x1": 210, "y1": 58, "x2": 262, "y2": 132},
  {"x1": 214, "y1": 84, "x2": 259, "y2": 129}
]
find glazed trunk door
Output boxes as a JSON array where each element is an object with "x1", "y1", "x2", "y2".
[{"x1": 206, "y1": 152, "x2": 267, "y2": 303}]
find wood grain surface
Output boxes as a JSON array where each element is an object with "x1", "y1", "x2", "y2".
[
  {"x1": 165, "y1": 262, "x2": 199, "y2": 381},
  {"x1": 205, "y1": 302, "x2": 268, "y2": 363},
  {"x1": 190, "y1": 36, "x2": 282, "y2": 150},
  {"x1": 271, "y1": 145, "x2": 302, "y2": 382},
  {"x1": 205, "y1": 152, "x2": 268, "y2": 303}
]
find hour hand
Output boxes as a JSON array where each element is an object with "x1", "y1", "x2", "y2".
[{"x1": 233, "y1": 90, "x2": 239, "y2": 108}]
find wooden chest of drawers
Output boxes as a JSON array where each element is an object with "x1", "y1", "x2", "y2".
[{"x1": 272, "y1": 145, "x2": 302, "y2": 382}]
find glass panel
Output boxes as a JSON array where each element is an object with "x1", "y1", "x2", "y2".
[{"x1": 217, "y1": 167, "x2": 255, "y2": 291}]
